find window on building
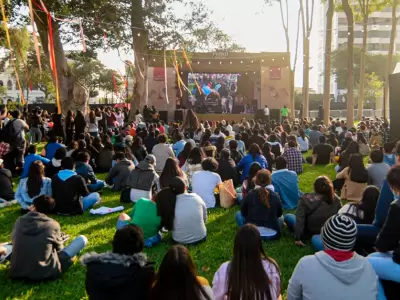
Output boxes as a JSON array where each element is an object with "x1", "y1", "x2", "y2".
[{"x1": 7, "y1": 80, "x2": 12, "y2": 91}]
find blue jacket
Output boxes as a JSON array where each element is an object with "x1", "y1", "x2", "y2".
[
  {"x1": 373, "y1": 179, "x2": 394, "y2": 228},
  {"x1": 272, "y1": 169, "x2": 300, "y2": 209},
  {"x1": 173, "y1": 140, "x2": 186, "y2": 157},
  {"x1": 44, "y1": 142, "x2": 64, "y2": 160},
  {"x1": 75, "y1": 162, "x2": 98, "y2": 184},
  {"x1": 21, "y1": 154, "x2": 50, "y2": 179},
  {"x1": 236, "y1": 154, "x2": 268, "y2": 183},
  {"x1": 15, "y1": 177, "x2": 52, "y2": 209},
  {"x1": 384, "y1": 154, "x2": 396, "y2": 167}
]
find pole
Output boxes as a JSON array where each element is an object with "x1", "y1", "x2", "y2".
[{"x1": 383, "y1": 77, "x2": 387, "y2": 120}]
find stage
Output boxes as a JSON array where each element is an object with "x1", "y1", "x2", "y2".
[{"x1": 196, "y1": 113, "x2": 254, "y2": 123}]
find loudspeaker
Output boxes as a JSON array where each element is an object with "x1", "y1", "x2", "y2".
[
  {"x1": 389, "y1": 73, "x2": 400, "y2": 142},
  {"x1": 159, "y1": 111, "x2": 168, "y2": 122},
  {"x1": 174, "y1": 110, "x2": 183, "y2": 122},
  {"x1": 270, "y1": 109, "x2": 280, "y2": 122},
  {"x1": 232, "y1": 105, "x2": 244, "y2": 114},
  {"x1": 255, "y1": 109, "x2": 264, "y2": 121}
]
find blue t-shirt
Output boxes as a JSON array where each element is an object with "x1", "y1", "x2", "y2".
[
  {"x1": 21, "y1": 154, "x2": 50, "y2": 179},
  {"x1": 384, "y1": 154, "x2": 396, "y2": 167},
  {"x1": 45, "y1": 143, "x2": 64, "y2": 160},
  {"x1": 173, "y1": 140, "x2": 186, "y2": 157}
]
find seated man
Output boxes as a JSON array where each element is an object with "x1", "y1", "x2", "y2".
[
  {"x1": 75, "y1": 152, "x2": 105, "y2": 192},
  {"x1": 41, "y1": 135, "x2": 64, "y2": 160},
  {"x1": 172, "y1": 133, "x2": 186, "y2": 157},
  {"x1": 105, "y1": 152, "x2": 135, "y2": 191},
  {"x1": 126, "y1": 155, "x2": 159, "y2": 203},
  {"x1": 52, "y1": 157, "x2": 101, "y2": 215},
  {"x1": 367, "y1": 149, "x2": 390, "y2": 189},
  {"x1": 20, "y1": 144, "x2": 50, "y2": 179},
  {"x1": 81, "y1": 224, "x2": 155, "y2": 300},
  {"x1": 307, "y1": 135, "x2": 335, "y2": 165},
  {"x1": 0, "y1": 158, "x2": 15, "y2": 207},
  {"x1": 10, "y1": 195, "x2": 88, "y2": 280},
  {"x1": 271, "y1": 157, "x2": 300, "y2": 210}
]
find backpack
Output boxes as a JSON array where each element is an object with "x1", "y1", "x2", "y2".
[
  {"x1": 0, "y1": 120, "x2": 18, "y2": 143},
  {"x1": 270, "y1": 143, "x2": 281, "y2": 158}
]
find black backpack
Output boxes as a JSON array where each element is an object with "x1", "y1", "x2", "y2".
[
  {"x1": 271, "y1": 143, "x2": 281, "y2": 158},
  {"x1": 0, "y1": 120, "x2": 18, "y2": 143}
]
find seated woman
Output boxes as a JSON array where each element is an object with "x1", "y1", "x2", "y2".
[
  {"x1": 45, "y1": 147, "x2": 67, "y2": 179},
  {"x1": 288, "y1": 215, "x2": 378, "y2": 300},
  {"x1": 336, "y1": 141, "x2": 359, "y2": 173},
  {"x1": 16, "y1": 161, "x2": 52, "y2": 211},
  {"x1": 284, "y1": 176, "x2": 341, "y2": 249},
  {"x1": 217, "y1": 149, "x2": 239, "y2": 187},
  {"x1": 192, "y1": 158, "x2": 222, "y2": 208},
  {"x1": 131, "y1": 136, "x2": 148, "y2": 163},
  {"x1": 336, "y1": 153, "x2": 369, "y2": 202},
  {"x1": 157, "y1": 177, "x2": 207, "y2": 245},
  {"x1": 97, "y1": 142, "x2": 115, "y2": 173},
  {"x1": 367, "y1": 166, "x2": 400, "y2": 300},
  {"x1": 357, "y1": 132, "x2": 371, "y2": 156},
  {"x1": 339, "y1": 185, "x2": 379, "y2": 224},
  {"x1": 151, "y1": 245, "x2": 213, "y2": 300},
  {"x1": 213, "y1": 224, "x2": 281, "y2": 300},
  {"x1": 236, "y1": 170, "x2": 283, "y2": 240},
  {"x1": 297, "y1": 129, "x2": 309, "y2": 153},
  {"x1": 158, "y1": 158, "x2": 188, "y2": 190},
  {"x1": 237, "y1": 143, "x2": 268, "y2": 183},
  {"x1": 182, "y1": 147, "x2": 205, "y2": 187},
  {"x1": 81, "y1": 224, "x2": 155, "y2": 300},
  {"x1": 177, "y1": 142, "x2": 193, "y2": 168},
  {"x1": 241, "y1": 162, "x2": 275, "y2": 201}
]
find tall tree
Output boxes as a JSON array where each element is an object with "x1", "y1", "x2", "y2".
[
  {"x1": 323, "y1": 0, "x2": 334, "y2": 124},
  {"x1": 384, "y1": 0, "x2": 399, "y2": 118},
  {"x1": 299, "y1": 0, "x2": 315, "y2": 119},
  {"x1": 342, "y1": 0, "x2": 355, "y2": 127}
]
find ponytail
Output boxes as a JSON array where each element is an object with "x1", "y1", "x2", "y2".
[
  {"x1": 258, "y1": 187, "x2": 270, "y2": 208},
  {"x1": 314, "y1": 176, "x2": 334, "y2": 205}
]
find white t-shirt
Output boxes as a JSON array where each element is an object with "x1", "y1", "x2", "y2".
[
  {"x1": 264, "y1": 107, "x2": 270, "y2": 116},
  {"x1": 192, "y1": 171, "x2": 222, "y2": 208}
]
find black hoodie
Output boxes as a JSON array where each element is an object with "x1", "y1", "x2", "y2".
[{"x1": 80, "y1": 252, "x2": 155, "y2": 300}]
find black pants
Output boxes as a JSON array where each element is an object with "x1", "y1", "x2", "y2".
[{"x1": 4, "y1": 146, "x2": 25, "y2": 176}]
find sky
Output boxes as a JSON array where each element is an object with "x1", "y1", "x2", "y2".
[{"x1": 98, "y1": 0, "x2": 321, "y2": 89}]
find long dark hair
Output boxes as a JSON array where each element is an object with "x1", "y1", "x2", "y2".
[
  {"x1": 348, "y1": 153, "x2": 369, "y2": 183},
  {"x1": 27, "y1": 161, "x2": 45, "y2": 198},
  {"x1": 182, "y1": 109, "x2": 200, "y2": 130},
  {"x1": 89, "y1": 110, "x2": 96, "y2": 124},
  {"x1": 351, "y1": 185, "x2": 379, "y2": 224},
  {"x1": 187, "y1": 147, "x2": 205, "y2": 165},
  {"x1": 246, "y1": 162, "x2": 262, "y2": 192},
  {"x1": 159, "y1": 158, "x2": 184, "y2": 189},
  {"x1": 314, "y1": 176, "x2": 334, "y2": 204},
  {"x1": 226, "y1": 224, "x2": 281, "y2": 300},
  {"x1": 151, "y1": 245, "x2": 211, "y2": 300},
  {"x1": 156, "y1": 177, "x2": 186, "y2": 231},
  {"x1": 248, "y1": 143, "x2": 262, "y2": 159},
  {"x1": 255, "y1": 170, "x2": 272, "y2": 208},
  {"x1": 178, "y1": 142, "x2": 194, "y2": 162},
  {"x1": 216, "y1": 136, "x2": 225, "y2": 153}
]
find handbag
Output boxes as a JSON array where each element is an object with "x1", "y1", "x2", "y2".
[{"x1": 218, "y1": 179, "x2": 237, "y2": 208}]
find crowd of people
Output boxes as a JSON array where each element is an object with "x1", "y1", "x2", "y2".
[{"x1": 0, "y1": 104, "x2": 399, "y2": 299}]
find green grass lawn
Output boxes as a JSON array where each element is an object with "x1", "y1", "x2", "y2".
[{"x1": 0, "y1": 157, "x2": 339, "y2": 300}]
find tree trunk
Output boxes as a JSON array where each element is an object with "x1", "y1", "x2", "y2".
[
  {"x1": 357, "y1": 19, "x2": 368, "y2": 120},
  {"x1": 303, "y1": 37, "x2": 310, "y2": 119},
  {"x1": 34, "y1": 11, "x2": 88, "y2": 115},
  {"x1": 384, "y1": 0, "x2": 398, "y2": 119},
  {"x1": 129, "y1": 0, "x2": 148, "y2": 122},
  {"x1": 342, "y1": 0, "x2": 354, "y2": 128},
  {"x1": 323, "y1": 0, "x2": 334, "y2": 125}
]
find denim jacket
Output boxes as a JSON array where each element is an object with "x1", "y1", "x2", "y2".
[{"x1": 15, "y1": 177, "x2": 52, "y2": 209}]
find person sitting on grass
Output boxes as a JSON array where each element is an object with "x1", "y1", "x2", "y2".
[
  {"x1": 271, "y1": 157, "x2": 300, "y2": 210},
  {"x1": 105, "y1": 152, "x2": 134, "y2": 192},
  {"x1": 10, "y1": 195, "x2": 88, "y2": 281},
  {"x1": 236, "y1": 170, "x2": 283, "y2": 240},
  {"x1": 151, "y1": 245, "x2": 213, "y2": 300},
  {"x1": 217, "y1": 149, "x2": 239, "y2": 187},
  {"x1": 41, "y1": 134, "x2": 64, "y2": 160},
  {"x1": 116, "y1": 194, "x2": 162, "y2": 248},
  {"x1": 339, "y1": 186, "x2": 379, "y2": 224},
  {"x1": 52, "y1": 157, "x2": 101, "y2": 215},
  {"x1": 287, "y1": 215, "x2": 378, "y2": 300},
  {"x1": 15, "y1": 161, "x2": 52, "y2": 212},
  {"x1": 284, "y1": 176, "x2": 341, "y2": 250},
  {"x1": 306, "y1": 135, "x2": 335, "y2": 165},
  {"x1": 158, "y1": 157, "x2": 188, "y2": 189},
  {"x1": 20, "y1": 144, "x2": 50, "y2": 179},
  {"x1": 191, "y1": 157, "x2": 222, "y2": 208},
  {"x1": 236, "y1": 143, "x2": 268, "y2": 183},
  {"x1": 157, "y1": 177, "x2": 207, "y2": 245},
  {"x1": 182, "y1": 147, "x2": 205, "y2": 187},
  {"x1": 152, "y1": 133, "x2": 175, "y2": 173},
  {"x1": 336, "y1": 154, "x2": 369, "y2": 202},
  {"x1": 367, "y1": 149, "x2": 390, "y2": 189},
  {"x1": 0, "y1": 158, "x2": 15, "y2": 208},
  {"x1": 126, "y1": 155, "x2": 159, "y2": 203},
  {"x1": 45, "y1": 146, "x2": 67, "y2": 179},
  {"x1": 97, "y1": 142, "x2": 115, "y2": 172},
  {"x1": 81, "y1": 224, "x2": 155, "y2": 300},
  {"x1": 367, "y1": 166, "x2": 400, "y2": 300},
  {"x1": 75, "y1": 152, "x2": 105, "y2": 192},
  {"x1": 213, "y1": 224, "x2": 281, "y2": 300}
]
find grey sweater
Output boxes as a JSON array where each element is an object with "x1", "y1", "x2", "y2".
[
  {"x1": 172, "y1": 193, "x2": 207, "y2": 244},
  {"x1": 287, "y1": 251, "x2": 378, "y2": 300}
]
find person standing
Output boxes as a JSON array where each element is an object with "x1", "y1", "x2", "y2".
[
  {"x1": 264, "y1": 105, "x2": 270, "y2": 123},
  {"x1": 281, "y1": 105, "x2": 289, "y2": 123}
]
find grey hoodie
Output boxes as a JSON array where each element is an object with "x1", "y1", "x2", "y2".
[{"x1": 287, "y1": 251, "x2": 378, "y2": 300}]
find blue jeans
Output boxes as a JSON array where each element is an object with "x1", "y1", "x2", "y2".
[
  {"x1": 235, "y1": 211, "x2": 283, "y2": 240},
  {"x1": 82, "y1": 193, "x2": 101, "y2": 211},
  {"x1": 368, "y1": 252, "x2": 399, "y2": 300},
  {"x1": 60, "y1": 235, "x2": 88, "y2": 258},
  {"x1": 88, "y1": 180, "x2": 105, "y2": 193},
  {"x1": 284, "y1": 213, "x2": 296, "y2": 232},
  {"x1": 116, "y1": 220, "x2": 162, "y2": 248},
  {"x1": 311, "y1": 234, "x2": 324, "y2": 252}
]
